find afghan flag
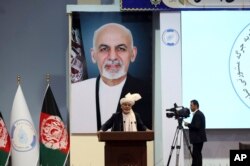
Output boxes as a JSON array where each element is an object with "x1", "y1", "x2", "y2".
[
  {"x1": 39, "y1": 85, "x2": 69, "y2": 166},
  {"x1": 10, "y1": 84, "x2": 39, "y2": 166},
  {"x1": 0, "y1": 112, "x2": 11, "y2": 166},
  {"x1": 70, "y1": 12, "x2": 88, "y2": 83}
]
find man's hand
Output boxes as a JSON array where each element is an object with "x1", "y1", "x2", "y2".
[{"x1": 184, "y1": 122, "x2": 189, "y2": 127}]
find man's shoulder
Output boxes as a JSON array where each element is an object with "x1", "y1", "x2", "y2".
[
  {"x1": 124, "y1": 74, "x2": 152, "y2": 95},
  {"x1": 197, "y1": 110, "x2": 204, "y2": 114},
  {"x1": 195, "y1": 110, "x2": 205, "y2": 117},
  {"x1": 113, "y1": 112, "x2": 122, "y2": 116},
  {"x1": 110, "y1": 112, "x2": 122, "y2": 120},
  {"x1": 126, "y1": 74, "x2": 151, "y2": 88},
  {"x1": 126, "y1": 74, "x2": 143, "y2": 83}
]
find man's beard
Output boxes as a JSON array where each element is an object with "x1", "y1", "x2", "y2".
[{"x1": 101, "y1": 59, "x2": 126, "y2": 79}]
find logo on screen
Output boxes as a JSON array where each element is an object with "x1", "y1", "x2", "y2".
[
  {"x1": 229, "y1": 23, "x2": 250, "y2": 109},
  {"x1": 162, "y1": 28, "x2": 179, "y2": 46}
]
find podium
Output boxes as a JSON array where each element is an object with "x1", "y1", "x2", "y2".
[{"x1": 98, "y1": 131, "x2": 154, "y2": 166}]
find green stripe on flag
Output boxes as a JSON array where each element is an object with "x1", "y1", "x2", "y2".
[
  {"x1": 0, "y1": 150, "x2": 9, "y2": 166},
  {"x1": 40, "y1": 143, "x2": 67, "y2": 166}
]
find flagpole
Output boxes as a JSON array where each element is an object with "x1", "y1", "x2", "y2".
[
  {"x1": 5, "y1": 153, "x2": 10, "y2": 166},
  {"x1": 46, "y1": 73, "x2": 50, "y2": 87},
  {"x1": 17, "y1": 75, "x2": 21, "y2": 85}
]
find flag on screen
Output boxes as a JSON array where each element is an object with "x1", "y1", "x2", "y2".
[
  {"x1": 70, "y1": 13, "x2": 88, "y2": 83},
  {"x1": 0, "y1": 112, "x2": 11, "y2": 166},
  {"x1": 10, "y1": 84, "x2": 39, "y2": 166},
  {"x1": 39, "y1": 85, "x2": 69, "y2": 166}
]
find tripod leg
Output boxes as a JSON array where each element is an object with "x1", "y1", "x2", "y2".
[
  {"x1": 167, "y1": 127, "x2": 180, "y2": 166},
  {"x1": 182, "y1": 129, "x2": 193, "y2": 158},
  {"x1": 175, "y1": 130, "x2": 183, "y2": 166}
]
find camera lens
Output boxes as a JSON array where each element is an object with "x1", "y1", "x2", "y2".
[
  {"x1": 194, "y1": 0, "x2": 201, "y2": 2},
  {"x1": 166, "y1": 113, "x2": 175, "y2": 118}
]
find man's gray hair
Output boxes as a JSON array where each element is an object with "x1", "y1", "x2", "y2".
[{"x1": 92, "y1": 23, "x2": 134, "y2": 50}]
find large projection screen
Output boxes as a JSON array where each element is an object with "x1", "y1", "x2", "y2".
[{"x1": 182, "y1": 10, "x2": 250, "y2": 129}]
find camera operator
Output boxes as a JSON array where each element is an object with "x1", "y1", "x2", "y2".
[{"x1": 184, "y1": 99, "x2": 207, "y2": 166}]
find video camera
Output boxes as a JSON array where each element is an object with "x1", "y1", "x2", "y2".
[{"x1": 166, "y1": 103, "x2": 190, "y2": 119}]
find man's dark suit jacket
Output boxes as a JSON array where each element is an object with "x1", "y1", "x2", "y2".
[
  {"x1": 96, "y1": 74, "x2": 152, "y2": 130},
  {"x1": 187, "y1": 110, "x2": 207, "y2": 144},
  {"x1": 100, "y1": 111, "x2": 147, "y2": 131}
]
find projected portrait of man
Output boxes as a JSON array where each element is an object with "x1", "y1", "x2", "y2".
[{"x1": 70, "y1": 13, "x2": 152, "y2": 133}]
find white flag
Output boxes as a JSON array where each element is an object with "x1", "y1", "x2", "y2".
[{"x1": 10, "y1": 85, "x2": 39, "y2": 166}]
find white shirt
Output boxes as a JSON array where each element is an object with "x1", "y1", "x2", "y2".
[{"x1": 99, "y1": 78, "x2": 126, "y2": 125}]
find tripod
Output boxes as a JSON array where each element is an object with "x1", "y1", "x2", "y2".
[{"x1": 167, "y1": 118, "x2": 192, "y2": 166}]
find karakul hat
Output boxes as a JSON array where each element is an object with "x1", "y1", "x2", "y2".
[{"x1": 120, "y1": 92, "x2": 142, "y2": 106}]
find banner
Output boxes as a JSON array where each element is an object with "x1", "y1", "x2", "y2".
[
  {"x1": 10, "y1": 85, "x2": 39, "y2": 166},
  {"x1": 39, "y1": 85, "x2": 69, "y2": 166},
  {"x1": 70, "y1": 12, "x2": 153, "y2": 133},
  {"x1": 121, "y1": 0, "x2": 250, "y2": 10},
  {"x1": 121, "y1": 0, "x2": 170, "y2": 10},
  {"x1": 0, "y1": 112, "x2": 11, "y2": 166}
]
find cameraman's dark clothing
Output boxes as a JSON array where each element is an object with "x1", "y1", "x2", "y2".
[
  {"x1": 100, "y1": 111, "x2": 147, "y2": 131},
  {"x1": 187, "y1": 110, "x2": 207, "y2": 166}
]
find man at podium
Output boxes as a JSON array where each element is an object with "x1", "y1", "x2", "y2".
[{"x1": 100, "y1": 93, "x2": 150, "y2": 131}]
